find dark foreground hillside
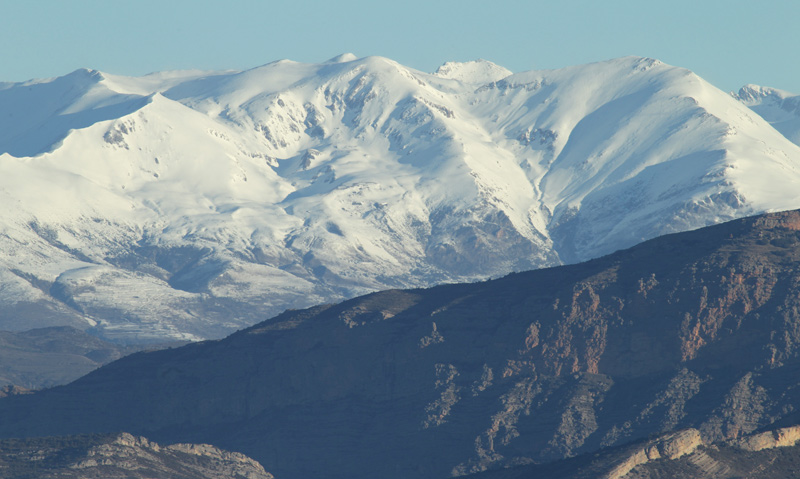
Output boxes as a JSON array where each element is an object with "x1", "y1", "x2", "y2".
[
  {"x1": 4, "y1": 210, "x2": 800, "y2": 479},
  {"x1": 5, "y1": 425, "x2": 800, "y2": 479}
]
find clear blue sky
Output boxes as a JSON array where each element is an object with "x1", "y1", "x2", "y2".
[{"x1": 2, "y1": 0, "x2": 798, "y2": 93}]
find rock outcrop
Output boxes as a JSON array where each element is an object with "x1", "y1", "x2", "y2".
[
  {"x1": 605, "y1": 426, "x2": 800, "y2": 479},
  {"x1": 0, "y1": 432, "x2": 272, "y2": 479},
  {"x1": 616, "y1": 425, "x2": 800, "y2": 479},
  {"x1": 0, "y1": 385, "x2": 32, "y2": 398},
  {"x1": 604, "y1": 429, "x2": 703, "y2": 479},
  {"x1": 464, "y1": 424, "x2": 800, "y2": 479},
  {"x1": 728, "y1": 425, "x2": 800, "y2": 452}
]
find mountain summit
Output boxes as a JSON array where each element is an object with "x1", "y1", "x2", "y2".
[
  {"x1": 1, "y1": 55, "x2": 799, "y2": 342},
  {"x1": 732, "y1": 83, "x2": 800, "y2": 145}
]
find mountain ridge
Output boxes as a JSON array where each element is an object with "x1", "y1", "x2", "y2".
[
  {"x1": 4, "y1": 208, "x2": 800, "y2": 478},
  {"x1": 0, "y1": 432, "x2": 273, "y2": 479},
  {"x1": 1, "y1": 55, "x2": 799, "y2": 342}
]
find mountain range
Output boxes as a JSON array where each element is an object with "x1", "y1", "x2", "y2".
[
  {"x1": 2, "y1": 55, "x2": 800, "y2": 343},
  {"x1": 4, "y1": 208, "x2": 800, "y2": 479}
]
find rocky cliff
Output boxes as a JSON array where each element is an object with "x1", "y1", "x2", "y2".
[
  {"x1": 3, "y1": 210, "x2": 800, "y2": 479},
  {"x1": 603, "y1": 429, "x2": 703, "y2": 479}
]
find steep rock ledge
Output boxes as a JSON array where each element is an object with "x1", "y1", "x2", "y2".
[
  {"x1": 605, "y1": 429, "x2": 702, "y2": 479},
  {"x1": 728, "y1": 425, "x2": 800, "y2": 452}
]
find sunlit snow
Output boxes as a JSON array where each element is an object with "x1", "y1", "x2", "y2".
[{"x1": 1, "y1": 55, "x2": 799, "y2": 342}]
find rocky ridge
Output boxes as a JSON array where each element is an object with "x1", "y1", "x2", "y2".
[
  {"x1": 604, "y1": 429, "x2": 703, "y2": 479},
  {"x1": 468, "y1": 424, "x2": 800, "y2": 479},
  {"x1": 0, "y1": 385, "x2": 32, "y2": 398},
  {"x1": 0, "y1": 432, "x2": 272, "y2": 479},
  {"x1": 614, "y1": 425, "x2": 800, "y2": 479}
]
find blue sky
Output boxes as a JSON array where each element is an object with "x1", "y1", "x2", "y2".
[{"x1": 3, "y1": 0, "x2": 798, "y2": 93}]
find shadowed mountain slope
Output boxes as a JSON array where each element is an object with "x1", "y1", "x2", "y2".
[
  {"x1": 0, "y1": 326, "x2": 167, "y2": 389},
  {"x1": 3, "y1": 210, "x2": 800, "y2": 478}
]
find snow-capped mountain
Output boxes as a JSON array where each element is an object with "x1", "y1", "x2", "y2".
[
  {"x1": 733, "y1": 84, "x2": 800, "y2": 146},
  {"x1": 2, "y1": 55, "x2": 799, "y2": 342}
]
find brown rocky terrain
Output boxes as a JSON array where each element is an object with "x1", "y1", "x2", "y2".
[
  {"x1": 0, "y1": 432, "x2": 272, "y2": 479},
  {"x1": 4, "y1": 210, "x2": 800, "y2": 478},
  {"x1": 467, "y1": 425, "x2": 800, "y2": 479}
]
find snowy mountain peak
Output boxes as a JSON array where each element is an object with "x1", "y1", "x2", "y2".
[
  {"x1": 734, "y1": 84, "x2": 768, "y2": 103},
  {"x1": 733, "y1": 84, "x2": 794, "y2": 104},
  {"x1": 733, "y1": 84, "x2": 800, "y2": 146},
  {"x1": 325, "y1": 53, "x2": 358, "y2": 63},
  {"x1": 0, "y1": 69, "x2": 150, "y2": 157},
  {"x1": 2, "y1": 56, "x2": 800, "y2": 343},
  {"x1": 66, "y1": 67, "x2": 105, "y2": 82},
  {"x1": 433, "y1": 59, "x2": 512, "y2": 84}
]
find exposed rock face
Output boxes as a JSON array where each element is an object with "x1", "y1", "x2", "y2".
[
  {"x1": 617, "y1": 425, "x2": 800, "y2": 479},
  {"x1": 729, "y1": 425, "x2": 800, "y2": 452},
  {"x1": 464, "y1": 424, "x2": 800, "y2": 479},
  {"x1": 4, "y1": 210, "x2": 800, "y2": 478},
  {"x1": 604, "y1": 429, "x2": 702, "y2": 479},
  {"x1": 0, "y1": 432, "x2": 272, "y2": 479}
]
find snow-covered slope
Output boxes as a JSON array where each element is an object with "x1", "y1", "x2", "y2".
[
  {"x1": 2, "y1": 55, "x2": 800, "y2": 342},
  {"x1": 734, "y1": 84, "x2": 800, "y2": 146}
]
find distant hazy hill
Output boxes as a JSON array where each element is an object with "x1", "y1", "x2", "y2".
[
  {"x1": 0, "y1": 326, "x2": 180, "y2": 389},
  {"x1": 1, "y1": 55, "x2": 799, "y2": 342},
  {"x1": 4, "y1": 209, "x2": 800, "y2": 479}
]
